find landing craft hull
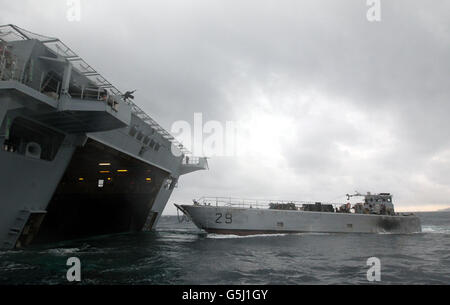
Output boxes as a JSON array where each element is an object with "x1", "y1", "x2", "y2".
[{"x1": 178, "y1": 205, "x2": 422, "y2": 234}]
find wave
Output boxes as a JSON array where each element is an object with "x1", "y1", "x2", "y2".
[
  {"x1": 422, "y1": 225, "x2": 450, "y2": 234},
  {"x1": 206, "y1": 232, "x2": 331, "y2": 239},
  {"x1": 40, "y1": 243, "x2": 114, "y2": 255},
  {"x1": 207, "y1": 233, "x2": 288, "y2": 239},
  {"x1": 155, "y1": 228, "x2": 202, "y2": 235},
  {"x1": 43, "y1": 247, "x2": 81, "y2": 255},
  {"x1": 0, "y1": 262, "x2": 36, "y2": 271}
]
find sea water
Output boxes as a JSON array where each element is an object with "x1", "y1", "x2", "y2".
[{"x1": 0, "y1": 212, "x2": 449, "y2": 284}]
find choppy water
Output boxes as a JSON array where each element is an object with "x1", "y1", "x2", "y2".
[{"x1": 0, "y1": 212, "x2": 449, "y2": 284}]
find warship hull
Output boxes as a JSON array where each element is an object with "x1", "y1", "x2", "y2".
[
  {"x1": 177, "y1": 205, "x2": 422, "y2": 235},
  {"x1": 0, "y1": 25, "x2": 207, "y2": 249}
]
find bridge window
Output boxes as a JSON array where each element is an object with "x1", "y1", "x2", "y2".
[{"x1": 40, "y1": 70, "x2": 62, "y2": 98}]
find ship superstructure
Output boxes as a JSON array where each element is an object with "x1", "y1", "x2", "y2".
[{"x1": 0, "y1": 24, "x2": 207, "y2": 249}]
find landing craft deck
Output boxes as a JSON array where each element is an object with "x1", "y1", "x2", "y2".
[{"x1": 176, "y1": 193, "x2": 422, "y2": 235}]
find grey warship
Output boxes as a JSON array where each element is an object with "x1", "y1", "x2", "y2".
[
  {"x1": 0, "y1": 24, "x2": 207, "y2": 250},
  {"x1": 175, "y1": 193, "x2": 422, "y2": 235}
]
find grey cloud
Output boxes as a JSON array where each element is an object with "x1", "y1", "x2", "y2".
[{"x1": 2, "y1": 0, "x2": 450, "y2": 212}]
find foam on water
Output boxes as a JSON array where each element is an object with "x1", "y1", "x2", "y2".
[
  {"x1": 44, "y1": 248, "x2": 81, "y2": 255},
  {"x1": 207, "y1": 233, "x2": 289, "y2": 239},
  {"x1": 422, "y1": 225, "x2": 450, "y2": 234},
  {"x1": 0, "y1": 262, "x2": 36, "y2": 271},
  {"x1": 41, "y1": 244, "x2": 103, "y2": 255},
  {"x1": 206, "y1": 232, "x2": 331, "y2": 239}
]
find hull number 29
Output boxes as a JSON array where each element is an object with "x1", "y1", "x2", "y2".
[{"x1": 216, "y1": 213, "x2": 232, "y2": 224}]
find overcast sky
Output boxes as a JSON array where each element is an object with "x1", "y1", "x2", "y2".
[{"x1": 2, "y1": 0, "x2": 450, "y2": 213}]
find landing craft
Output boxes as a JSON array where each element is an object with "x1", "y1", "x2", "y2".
[{"x1": 175, "y1": 193, "x2": 422, "y2": 235}]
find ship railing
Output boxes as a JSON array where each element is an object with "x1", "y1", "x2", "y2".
[
  {"x1": 0, "y1": 44, "x2": 27, "y2": 83},
  {"x1": 195, "y1": 197, "x2": 343, "y2": 210},
  {"x1": 66, "y1": 86, "x2": 123, "y2": 107}
]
